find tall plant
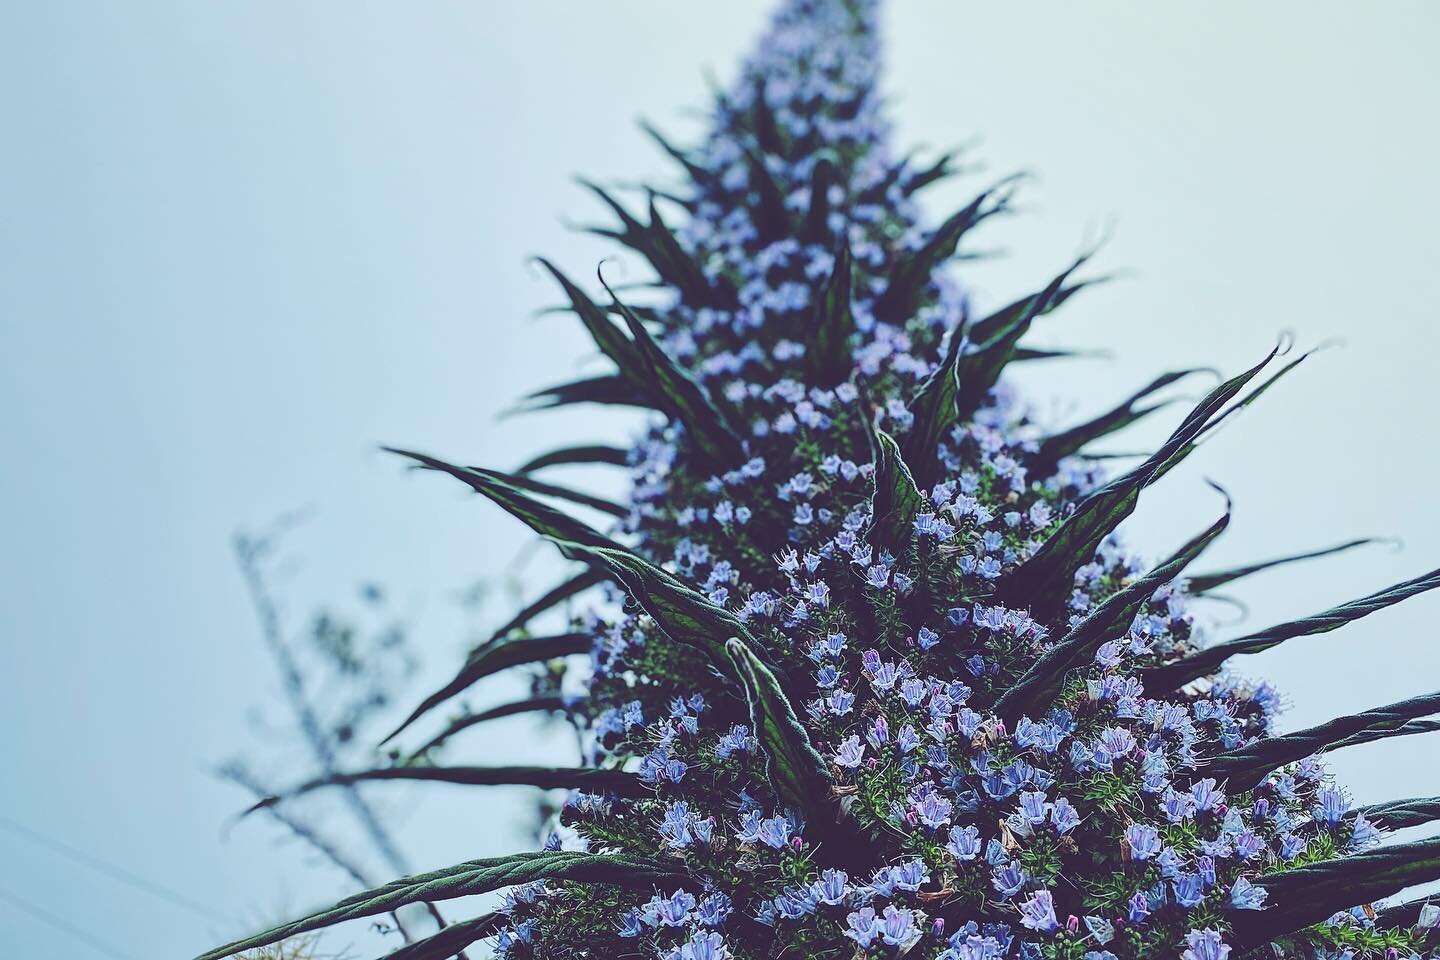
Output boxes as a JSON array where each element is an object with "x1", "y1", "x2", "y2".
[{"x1": 203, "y1": 2, "x2": 1440, "y2": 958}]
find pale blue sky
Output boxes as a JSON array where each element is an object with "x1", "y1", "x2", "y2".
[{"x1": 2, "y1": 3, "x2": 1438, "y2": 957}]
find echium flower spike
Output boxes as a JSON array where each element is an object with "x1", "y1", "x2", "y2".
[{"x1": 204, "y1": 1, "x2": 1440, "y2": 959}]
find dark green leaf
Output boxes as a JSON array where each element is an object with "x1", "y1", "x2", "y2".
[
  {"x1": 806, "y1": 242, "x2": 855, "y2": 386},
  {"x1": 801, "y1": 152, "x2": 840, "y2": 243},
  {"x1": 1142, "y1": 565, "x2": 1440, "y2": 691},
  {"x1": 603, "y1": 280, "x2": 746, "y2": 466},
  {"x1": 385, "y1": 449, "x2": 619, "y2": 551},
  {"x1": 194, "y1": 852, "x2": 682, "y2": 960},
  {"x1": 534, "y1": 257, "x2": 644, "y2": 380},
  {"x1": 1209, "y1": 689, "x2": 1440, "y2": 792},
  {"x1": 483, "y1": 568, "x2": 605, "y2": 651},
  {"x1": 382, "y1": 633, "x2": 590, "y2": 745},
  {"x1": 994, "y1": 491, "x2": 1230, "y2": 721},
  {"x1": 868, "y1": 426, "x2": 924, "y2": 555},
  {"x1": 247, "y1": 764, "x2": 649, "y2": 815},
  {"x1": 473, "y1": 468, "x2": 626, "y2": 519},
  {"x1": 725, "y1": 638, "x2": 832, "y2": 816},
  {"x1": 516, "y1": 444, "x2": 630, "y2": 475},
  {"x1": 1230, "y1": 836, "x2": 1440, "y2": 948},
  {"x1": 409, "y1": 696, "x2": 580, "y2": 759},
  {"x1": 508, "y1": 374, "x2": 654, "y2": 415},
  {"x1": 382, "y1": 913, "x2": 503, "y2": 960},
  {"x1": 640, "y1": 119, "x2": 710, "y2": 186},
  {"x1": 1028, "y1": 368, "x2": 1214, "y2": 479},
  {"x1": 1356, "y1": 795, "x2": 1440, "y2": 831},
  {"x1": 999, "y1": 342, "x2": 1282, "y2": 622},
  {"x1": 1186, "y1": 537, "x2": 1393, "y2": 594},
  {"x1": 1329, "y1": 718, "x2": 1440, "y2": 753}
]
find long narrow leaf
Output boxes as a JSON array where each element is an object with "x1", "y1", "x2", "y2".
[
  {"x1": 806, "y1": 242, "x2": 855, "y2": 386},
  {"x1": 1356, "y1": 795, "x2": 1440, "y2": 831},
  {"x1": 195, "y1": 852, "x2": 682, "y2": 960},
  {"x1": 507, "y1": 373, "x2": 654, "y2": 415},
  {"x1": 517, "y1": 444, "x2": 630, "y2": 475},
  {"x1": 1143, "y1": 566, "x2": 1440, "y2": 691},
  {"x1": 409, "y1": 696, "x2": 581, "y2": 759},
  {"x1": 1230, "y1": 836, "x2": 1440, "y2": 948},
  {"x1": 994, "y1": 493, "x2": 1230, "y2": 720},
  {"x1": 868, "y1": 427, "x2": 924, "y2": 554},
  {"x1": 1329, "y1": 718, "x2": 1440, "y2": 753},
  {"x1": 383, "y1": 913, "x2": 503, "y2": 960},
  {"x1": 535, "y1": 258, "x2": 644, "y2": 379},
  {"x1": 1186, "y1": 537, "x2": 1393, "y2": 595},
  {"x1": 1208, "y1": 689, "x2": 1440, "y2": 792}
]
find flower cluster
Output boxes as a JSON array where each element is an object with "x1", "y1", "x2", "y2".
[{"x1": 202, "y1": 3, "x2": 1440, "y2": 960}]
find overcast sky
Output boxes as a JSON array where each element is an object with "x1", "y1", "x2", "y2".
[{"x1": 3, "y1": 2, "x2": 1438, "y2": 957}]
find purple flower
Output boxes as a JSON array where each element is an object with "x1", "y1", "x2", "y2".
[
  {"x1": 1181, "y1": 929, "x2": 1232, "y2": 960},
  {"x1": 834, "y1": 734, "x2": 866, "y2": 768},
  {"x1": 1228, "y1": 876, "x2": 1268, "y2": 911},
  {"x1": 845, "y1": 906, "x2": 881, "y2": 949},
  {"x1": 1019, "y1": 889, "x2": 1059, "y2": 934},
  {"x1": 1125, "y1": 823, "x2": 1162, "y2": 861}
]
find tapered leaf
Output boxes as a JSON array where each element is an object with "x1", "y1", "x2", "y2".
[
  {"x1": 640, "y1": 118, "x2": 711, "y2": 186},
  {"x1": 383, "y1": 913, "x2": 503, "y2": 960},
  {"x1": 1356, "y1": 795, "x2": 1440, "y2": 830},
  {"x1": 486, "y1": 568, "x2": 604, "y2": 650},
  {"x1": 999, "y1": 343, "x2": 1282, "y2": 622},
  {"x1": 994, "y1": 493, "x2": 1230, "y2": 721},
  {"x1": 725, "y1": 637, "x2": 832, "y2": 816},
  {"x1": 535, "y1": 257, "x2": 645, "y2": 379},
  {"x1": 902, "y1": 150, "x2": 960, "y2": 195},
  {"x1": 898, "y1": 322, "x2": 963, "y2": 483},
  {"x1": 868, "y1": 427, "x2": 925, "y2": 554},
  {"x1": 874, "y1": 175, "x2": 1019, "y2": 324},
  {"x1": 1186, "y1": 537, "x2": 1392, "y2": 594},
  {"x1": 801, "y1": 152, "x2": 840, "y2": 243},
  {"x1": 806, "y1": 242, "x2": 855, "y2": 386},
  {"x1": 1012, "y1": 345, "x2": 1112, "y2": 363},
  {"x1": 475, "y1": 468, "x2": 626, "y2": 519},
  {"x1": 966, "y1": 273, "x2": 1105, "y2": 347},
  {"x1": 247, "y1": 764, "x2": 649, "y2": 813},
  {"x1": 1229, "y1": 836, "x2": 1440, "y2": 948},
  {"x1": 385, "y1": 449, "x2": 619, "y2": 551},
  {"x1": 749, "y1": 75, "x2": 786, "y2": 157},
  {"x1": 382, "y1": 633, "x2": 589, "y2": 746},
  {"x1": 194, "y1": 852, "x2": 683, "y2": 960},
  {"x1": 1208, "y1": 689, "x2": 1440, "y2": 792},
  {"x1": 409, "y1": 696, "x2": 581, "y2": 759},
  {"x1": 509, "y1": 374, "x2": 654, "y2": 414},
  {"x1": 604, "y1": 281, "x2": 746, "y2": 466},
  {"x1": 742, "y1": 145, "x2": 791, "y2": 238},
  {"x1": 1028, "y1": 368, "x2": 1214, "y2": 479},
  {"x1": 578, "y1": 182, "x2": 729, "y2": 308},
  {"x1": 548, "y1": 538, "x2": 776, "y2": 687},
  {"x1": 1143, "y1": 565, "x2": 1440, "y2": 691},
  {"x1": 1329, "y1": 718, "x2": 1440, "y2": 753},
  {"x1": 516, "y1": 444, "x2": 630, "y2": 475}
]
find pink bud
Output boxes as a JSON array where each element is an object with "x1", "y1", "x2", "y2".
[
  {"x1": 931, "y1": 919, "x2": 945, "y2": 938},
  {"x1": 1066, "y1": 915, "x2": 1080, "y2": 934}
]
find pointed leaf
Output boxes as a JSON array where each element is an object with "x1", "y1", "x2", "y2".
[
  {"x1": 1230, "y1": 836, "x2": 1440, "y2": 948},
  {"x1": 382, "y1": 913, "x2": 503, "y2": 960},
  {"x1": 1329, "y1": 718, "x2": 1440, "y2": 753},
  {"x1": 806, "y1": 242, "x2": 855, "y2": 386},
  {"x1": 509, "y1": 374, "x2": 654, "y2": 414},
  {"x1": 604, "y1": 280, "x2": 746, "y2": 466},
  {"x1": 1187, "y1": 537, "x2": 1392, "y2": 594},
  {"x1": 517, "y1": 444, "x2": 630, "y2": 475},
  {"x1": 535, "y1": 257, "x2": 644, "y2": 380},
  {"x1": 999, "y1": 343, "x2": 1282, "y2": 622},
  {"x1": 868, "y1": 426, "x2": 925, "y2": 554},
  {"x1": 1143, "y1": 566, "x2": 1440, "y2": 691},
  {"x1": 195, "y1": 852, "x2": 683, "y2": 960},
  {"x1": 382, "y1": 633, "x2": 590, "y2": 745},
  {"x1": 1356, "y1": 795, "x2": 1440, "y2": 831},
  {"x1": 1029, "y1": 368, "x2": 1214, "y2": 479},
  {"x1": 247, "y1": 764, "x2": 649, "y2": 813},
  {"x1": 1208, "y1": 689, "x2": 1440, "y2": 792},
  {"x1": 725, "y1": 637, "x2": 833, "y2": 816},
  {"x1": 485, "y1": 568, "x2": 605, "y2": 650},
  {"x1": 409, "y1": 696, "x2": 581, "y2": 759},
  {"x1": 801, "y1": 152, "x2": 840, "y2": 243},
  {"x1": 995, "y1": 493, "x2": 1230, "y2": 721},
  {"x1": 640, "y1": 119, "x2": 710, "y2": 186},
  {"x1": 385, "y1": 449, "x2": 619, "y2": 551},
  {"x1": 476, "y1": 468, "x2": 626, "y2": 519}
]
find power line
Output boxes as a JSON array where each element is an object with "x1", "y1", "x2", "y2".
[
  {"x1": 0, "y1": 883, "x2": 140, "y2": 960},
  {"x1": 0, "y1": 815, "x2": 229, "y2": 922}
]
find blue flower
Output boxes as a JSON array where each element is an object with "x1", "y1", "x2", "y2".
[
  {"x1": 1019, "y1": 889, "x2": 1058, "y2": 934},
  {"x1": 1228, "y1": 875, "x2": 1268, "y2": 911}
]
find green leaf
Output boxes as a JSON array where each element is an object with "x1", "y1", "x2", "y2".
[
  {"x1": 1329, "y1": 718, "x2": 1440, "y2": 753},
  {"x1": 868, "y1": 426, "x2": 925, "y2": 555},
  {"x1": 742, "y1": 145, "x2": 791, "y2": 238},
  {"x1": 966, "y1": 272, "x2": 1105, "y2": 346},
  {"x1": 1230, "y1": 836, "x2": 1440, "y2": 949},
  {"x1": 385, "y1": 449, "x2": 619, "y2": 550},
  {"x1": 534, "y1": 257, "x2": 645, "y2": 380},
  {"x1": 898, "y1": 322, "x2": 963, "y2": 485},
  {"x1": 194, "y1": 852, "x2": 683, "y2": 960},
  {"x1": 508, "y1": 373, "x2": 654, "y2": 415},
  {"x1": 484, "y1": 568, "x2": 604, "y2": 650},
  {"x1": 382, "y1": 913, "x2": 503, "y2": 960},
  {"x1": 409, "y1": 696, "x2": 580, "y2": 759},
  {"x1": 548, "y1": 538, "x2": 777, "y2": 688},
  {"x1": 516, "y1": 444, "x2": 630, "y2": 475},
  {"x1": 874, "y1": 175, "x2": 1020, "y2": 324},
  {"x1": 474, "y1": 468, "x2": 626, "y2": 519},
  {"x1": 902, "y1": 149, "x2": 961, "y2": 195},
  {"x1": 247, "y1": 764, "x2": 648, "y2": 815},
  {"x1": 640, "y1": 119, "x2": 710, "y2": 186},
  {"x1": 1028, "y1": 368, "x2": 1214, "y2": 479},
  {"x1": 806, "y1": 242, "x2": 855, "y2": 386},
  {"x1": 1209, "y1": 689, "x2": 1440, "y2": 792},
  {"x1": 603, "y1": 280, "x2": 746, "y2": 466},
  {"x1": 381, "y1": 633, "x2": 591, "y2": 745},
  {"x1": 725, "y1": 637, "x2": 833, "y2": 816},
  {"x1": 801, "y1": 152, "x2": 840, "y2": 243},
  {"x1": 1186, "y1": 537, "x2": 1393, "y2": 594},
  {"x1": 1142, "y1": 565, "x2": 1440, "y2": 691},
  {"x1": 999, "y1": 342, "x2": 1283, "y2": 622},
  {"x1": 994, "y1": 491, "x2": 1230, "y2": 721},
  {"x1": 1356, "y1": 795, "x2": 1440, "y2": 830}
]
